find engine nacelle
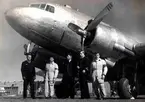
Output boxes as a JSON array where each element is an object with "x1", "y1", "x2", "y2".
[{"x1": 85, "y1": 23, "x2": 137, "y2": 60}]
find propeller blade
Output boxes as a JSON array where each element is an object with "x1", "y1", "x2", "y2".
[
  {"x1": 68, "y1": 23, "x2": 83, "y2": 33},
  {"x1": 68, "y1": 23, "x2": 88, "y2": 36},
  {"x1": 81, "y1": 37, "x2": 85, "y2": 51},
  {"x1": 86, "y1": 2, "x2": 113, "y2": 31},
  {"x1": 68, "y1": 23, "x2": 87, "y2": 50}
]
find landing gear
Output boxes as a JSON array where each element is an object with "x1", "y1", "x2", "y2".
[
  {"x1": 113, "y1": 58, "x2": 140, "y2": 99},
  {"x1": 131, "y1": 85, "x2": 138, "y2": 99},
  {"x1": 23, "y1": 41, "x2": 39, "y2": 61},
  {"x1": 118, "y1": 78, "x2": 138, "y2": 99},
  {"x1": 118, "y1": 78, "x2": 133, "y2": 99},
  {"x1": 23, "y1": 41, "x2": 32, "y2": 55}
]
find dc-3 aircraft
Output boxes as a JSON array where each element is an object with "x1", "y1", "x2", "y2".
[{"x1": 5, "y1": 1, "x2": 145, "y2": 99}]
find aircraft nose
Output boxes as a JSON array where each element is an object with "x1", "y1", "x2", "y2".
[
  {"x1": 5, "y1": 8, "x2": 22, "y2": 28},
  {"x1": 5, "y1": 7, "x2": 55, "y2": 44},
  {"x1": 5, "y1": 9, "x2": 15, "y2": 21}
]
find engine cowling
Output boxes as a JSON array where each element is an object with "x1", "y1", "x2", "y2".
[{"x1": 85, "y1": 23, "x2": 137, "y2": 60}]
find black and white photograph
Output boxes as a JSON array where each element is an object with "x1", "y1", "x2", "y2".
[{"x1": 1, "y1": 0, "x2": 145, "y2": 102}]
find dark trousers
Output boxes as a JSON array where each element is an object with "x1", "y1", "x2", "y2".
[
  {"x1": 23, "y1": 78, "x2": 35, "y2": 98},
  {"x1": 79, "y1": 72, "x2": 90, "y2": 99},
  {"x1": 62, "y1": 76, "x2": 75, "y2": 98}
]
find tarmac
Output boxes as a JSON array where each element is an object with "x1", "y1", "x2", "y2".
[{"x1": 0, "y1": 96, "x2": 145, "y2": 102}]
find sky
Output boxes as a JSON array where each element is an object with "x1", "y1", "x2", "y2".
[{"x1": 1, "y1": 0, "x2": 145, "y2": 81}]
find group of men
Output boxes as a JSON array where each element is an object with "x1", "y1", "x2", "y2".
[{"x1": 21, "y1": 51, "x2": 108, "y2": 100}]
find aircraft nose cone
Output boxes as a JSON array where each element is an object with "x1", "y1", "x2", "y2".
[
  {"x1": 5, "y1": 9, "x2": 14, "y2": 20},
  {"x1": 5, "y1": 8, "x2": 21, "y2": 28}
]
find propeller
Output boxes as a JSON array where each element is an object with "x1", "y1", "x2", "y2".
[
  {"x1": 68, "y1": 2, "x2": 113, "y2": 50},
  {"x1": 68, "y1": 23, "x2": 87, "y2": 50},
  {"x1": 86, "y1": 2, "x2": 113, "y2": 31}
]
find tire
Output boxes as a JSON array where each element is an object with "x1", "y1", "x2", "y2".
[{"x1": 118, "y1": 78, "x2": 132, "y2": 99}]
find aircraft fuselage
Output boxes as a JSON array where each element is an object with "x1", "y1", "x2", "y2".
[{"x1": 5, "y1": 2, "x2": 138, "y2": 61}]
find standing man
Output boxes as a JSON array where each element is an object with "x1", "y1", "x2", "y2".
[
  {"x1": 62, "y1": 53, "x2": 76, "y2": 98},
  {"x1": 44, "y1": 57, "x2": 59, "y2": 98},
  {"x1": 21, "y1": 54, "x2": 36, "y2": 99},
  {"x1": 77, "y1": 51, "x2": 90, "y2": 99},
  {"x1": 91, "y1": 53, "x2": 108, "y2": 99}
]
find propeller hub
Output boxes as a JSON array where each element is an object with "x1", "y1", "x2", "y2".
[{"x1": 78, "y1": 29, "x2": 87, "y2": 38}]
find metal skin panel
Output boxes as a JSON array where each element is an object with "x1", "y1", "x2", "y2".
[
  {"x1": 60, "y1": 30, "x2": 82, "y2": 52},
  {"x1": 5, "y1": 7, "x2": 63, "y2": 44}
]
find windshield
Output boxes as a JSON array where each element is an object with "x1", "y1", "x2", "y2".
[
  {"x1": 40, "y1": 4, "x2": 46, "y2": 10},
  {"x1": 29, "y1": 3, "x2": 55, "y2": 13},
  {"x1": 45, "y1": 5, "x2": 55, "y2": 13}
]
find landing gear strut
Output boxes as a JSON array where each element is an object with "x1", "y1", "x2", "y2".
[{"x1": 23, "y1": 41, "x2": 32, "y2": 55}]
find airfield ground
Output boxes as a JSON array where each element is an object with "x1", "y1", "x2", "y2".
[{"x1": 0, "y1": 96, "x2": 145, "y2": 102}]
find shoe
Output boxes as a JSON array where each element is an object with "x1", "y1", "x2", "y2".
[
  {"x1": 98, "y1": 97, "x2": 103, "y2": 100},
  {"x1": 130, "y1": 97, "x2": 135, "y2": 99},
  {"x1": 45, "y1": 97, "x2": 49, "y2": 99},
  {"x1": 70, "y1": 95, "x2": 74, "y2": 99},
  {"x1": 81, "y1": 97, "x2": 90, "y2": 99},
  {"x1": 23, "y1": 97, "x2": 27, "y2": 99},
  {"x1": 49, "y1": 96, "x2": 54, "y2": 99}
]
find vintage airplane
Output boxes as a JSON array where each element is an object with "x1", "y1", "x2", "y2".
[{"x1": 5, "y1": 1, "x2": 145, "y2": 99}]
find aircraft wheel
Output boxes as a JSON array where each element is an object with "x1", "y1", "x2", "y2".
[{"x1": 118, "y1": 78, "x2": 132, "y2": 99}]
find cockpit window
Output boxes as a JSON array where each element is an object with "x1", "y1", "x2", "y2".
[
  {"x1": 45, "y1": 5, "x2": 55, "y2": 13},
  {"x1": 40, "y1": 4, "x2": 46, "y2": 10},
  {"x1": 29, "y1": 3, "x2": 55, "y2": 13},
  {"x1": 30, "y1": 4, "x2": 40, "y2": 8}
]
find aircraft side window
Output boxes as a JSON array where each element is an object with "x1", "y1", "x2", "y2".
[
  {"x1": 40, "y1": 4, "x2": 46, "y2": 10},
  {"x1": 30, "y1": 4, "x2": 40, "y2": 8},
  {"x1": 45, "y1": 5, "x2": 55, "y2": 13}
]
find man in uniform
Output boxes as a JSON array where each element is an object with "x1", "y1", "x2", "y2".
[
  {"x1": 77, "y1": 51, "x2": 90, "y2": 99},
  {"x1": 91, "y1": 53, "x2": 108, "y2": 99},
  {"x1": 62, "y1": 53, "x2": 76, "y2": 98},
  {"x1": 44, "y1": 57, "x2": 59, "y2": 98},
  {"x1": 21, "y1": 54, "x2": 36, "y2": 99}
]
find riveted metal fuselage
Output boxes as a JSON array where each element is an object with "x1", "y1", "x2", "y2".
[{"x1": 5, "y1": 2, "x2": 138, "y2": 61}]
